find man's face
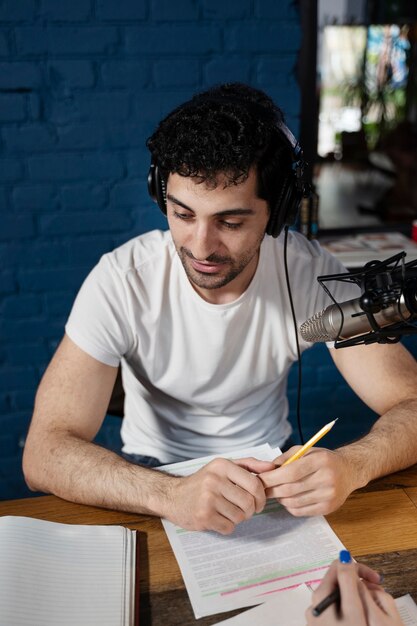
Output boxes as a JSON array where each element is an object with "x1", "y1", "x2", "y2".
[{"x1": 166, "y1": 168, "x2": 270, "y2": 304}]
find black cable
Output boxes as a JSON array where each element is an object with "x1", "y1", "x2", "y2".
[{"x1": 283, "y1": 226, "x2": 304, "y2": 445}]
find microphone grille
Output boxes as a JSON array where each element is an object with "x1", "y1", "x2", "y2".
[{"x1": 300, "y1": 309, "x2": 332, "y2": 342}]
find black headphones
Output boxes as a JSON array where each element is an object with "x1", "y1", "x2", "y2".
[{"x1": 147, "y1": 101, "x2": 310, "y2": 238}]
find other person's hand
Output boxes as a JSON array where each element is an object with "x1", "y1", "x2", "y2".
[
  {"x1": 258, "y1": 446, "x2": 356, "y2": 516},
  {"x1": 306, "y1": 550, "x2": 403, "y2": 625},
  {"x1": 167, "y1": 457, "x2": 276, "y2": 534}
]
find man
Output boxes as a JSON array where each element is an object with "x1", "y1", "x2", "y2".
[{"x1": 23, "y1": 83, "x2": 417, "y2": 535}]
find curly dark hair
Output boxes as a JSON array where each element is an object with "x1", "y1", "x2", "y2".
[{"x1": 146, "y1": 83, "x2": 294, "y2": 208}]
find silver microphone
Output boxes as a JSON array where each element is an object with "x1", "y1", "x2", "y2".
[{"x1": 300, "y1": 295, "x2": 412, "y2": 343}]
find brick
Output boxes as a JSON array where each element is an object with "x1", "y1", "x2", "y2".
[
  {"x1": 0, "y1": 241, "x2": 69, "y2": 267},
  {"x1": 15, "y1": 28, "x2": 48, "y2": 55},
  {"x1": 154, "y1": 60, "x2": 199, "y2": 87},
  {"x1": 262, "y1": 86, "x2": 301, "y2": 119},
  {"x1": 45, "y1": 292, "x2": 77, "y2": 317},
  {"x1": 67, "y1": 236, "x2": 113, "y2": 264},
  {"x1": 3, "y1": 125, "x2": 57, "y2": 152},
  {"x1": 61, "y1": 184, "x2": 107, "y2": 209},
  {"x1": 39, "y1": 211, "x2": 132, "y2": 235},
  {"x1": 101, "y1": 60, "x2": 148, "y2": 89},
  {"x1": 0, "y1": 413, "x2": 32, "y2": 435},
  {"x1": 48, "y1": 60, "x2": 95, "y2": 89},
  {"x1": 201, "y1": 0, "x2": 251, "y2": 19},
  {"x1": 317, "y1": 365, "x2": 345, "y2": 386},
  {"x1": 11, "y1": 390, "x2": 36, "y2": 411},
  {"x1": 0, "y1": 160, "x2": 21, "y2": 185},
  {"x1": 0, "y1": 271, "x2": 16, "y2": 294},
  {"x1": 70, "y1": 92, "x2": 131, "y2": 121},
  {"x1": 257, "y1": 56, "x2": 297, "y2": 85},
  {"x1": 402, "y1": 336, "x2": 417, "y2": 359},
  {"x1": 0, "y1": 186, "x2": 7, "y2": 211},
  {"x1": 3, "y1": 343, "x2": 50, "y2": 366},
  {"x1": 150, "y1": 0, "x2": 198, "y2": 20},
  {"x1": 0, "y1": 0, "x2": 37, "y2": 21},
  {"x1": 0, "y1": 215, "x2": 34, "y2": 239},
  {"x1": 0, "y1": 479, "x2": 37, "y2": 501},
  {"x1": 0, "y1": 62, "x2": 42, "y2": 89},
  {"x1": 254, "y1": 0, "x2": 299, "y2": 20},
  {"x1": 18, "y1": 267, "x2": 89, "y2": 292},
  {"x1": 28, "y1": 153, "x2": 124, "y2": 181},
  {"x1": 106, "y1": 123, "x2": 148, "y2": 149},
  {"x1": 204, "y1": 57, "x2": 251, "y2": 84},
  {"x1": 50, "y1": 26, "x2": 119, "y2": 55},
  {"x1": 132, "y1": 91, "x2": 191, "y2": 122},
  {"x1": 0, "y1": 474, "x2": 37, "y2": 501},
  {"x1": 0, "y1": 436, "x2": 15, "y2": 457},
  {"x1": 0, "y1": 367, "x2": 39, "y2": 391},
  {"x1": 226, "y1": 23, "x2": 301, "y2": 53},
  {"x1": 125, "y1": 149, "x2": 149, "y2": 178},
  {"x1": 16, "y1": 26, "x2": 119, "y2": 56},
  {"x1": 125, "y1": 25, "x2": 221, "y2": 55},
  {"x1": 0, "y1": 31, "x2": 9, "y2": 56},
  {"x1": 133, "y1": 205, "x2": 167, "y2": 235},
  {"x1": 1, "y1": 294, "x2": 42, "y2": 318},
  {"x1": 28, "y1": 93, "x2": 41, "y2": 119},
  {"x1": 97, "y1": 0, "x2": 147, "y2": 20},
  {"x1": 39, "y1": 0, "x2": 92, "y2": 21},
  {"x1": 0, "y1": 94, "x2": 26, "y2": 121},
  {"x1": 57, "y1": 124, "x2": 105, "y2": 150},
  {"x1": 12, "y1": 184, "x2": 58, "y2": 210},
  {"x1": 111, "y1": 181, "x2": 142, "y2": 206},
  {"x1": 0, "y1": 395, "x2": 11, "y2": 415},
  {"x1": 48, "y1": 98, "x2": 81, "y2": 126},
  {"x1": 0, "y1": 159, "x2": 23, "y2": 181}
]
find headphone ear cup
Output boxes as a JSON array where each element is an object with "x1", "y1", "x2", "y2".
[
  {"x1": 266, "y1": 174, "x2": 302, "y2": 238},
  {"x1": 147, "y1": 161, "x2": 167, "y2": 215}
]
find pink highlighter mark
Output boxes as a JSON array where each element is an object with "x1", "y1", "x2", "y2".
[{"x1": 221, "y1": 565, "x2": 329, "y2": 597}]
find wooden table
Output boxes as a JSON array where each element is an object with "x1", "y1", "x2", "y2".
[{"x1": 1, "y1": 465, "x2": 417, "y2": 625}]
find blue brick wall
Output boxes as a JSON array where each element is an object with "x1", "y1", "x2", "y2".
[
  {"x1": 4, "y1": 0, "x2": 412, "y2": 502},
  {"x1": 0, "y1": 0, "x2": 302, "y2": 500}
]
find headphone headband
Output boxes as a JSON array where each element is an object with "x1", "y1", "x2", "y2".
[{"x1": 147, "y1": 94, "x2": 310, "y2": 237}]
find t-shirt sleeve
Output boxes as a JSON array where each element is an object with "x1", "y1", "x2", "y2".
[{"x1": 65, "y1": 254, "x2": 134, "y2": 367}]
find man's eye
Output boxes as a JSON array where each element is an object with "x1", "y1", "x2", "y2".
[
  {"x1": 222, "y1": 221, "x2": 242, "y2": 230},
  {"x1": 173, "y1": 210, "x2": 193, "y2": 220}
]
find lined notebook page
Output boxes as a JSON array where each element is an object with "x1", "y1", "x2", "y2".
[{"x1": 0, "y1": 516, "x2": 136, "y2": 626}]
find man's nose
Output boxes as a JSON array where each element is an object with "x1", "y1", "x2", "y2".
[{"x1": 190, "y1": 223, "x2": 218, "y2": 260}]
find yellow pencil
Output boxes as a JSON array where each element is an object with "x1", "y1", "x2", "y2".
[{"x1": 281, "y1": 419, "x2": 338, "y2": 467}]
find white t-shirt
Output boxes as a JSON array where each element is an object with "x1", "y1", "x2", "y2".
[{"x1": 65, "y1": 229, "x2": 359, "y2": 463}]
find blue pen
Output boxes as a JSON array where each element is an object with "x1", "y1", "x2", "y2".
[{"x1": 311, "y1": 550, "x2": 351, "y2": 617}]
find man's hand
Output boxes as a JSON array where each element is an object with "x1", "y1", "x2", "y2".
[
  {"x1": 165, "y1": 457, "x2": 276, "y2": 534},
  {"x1": 258, "y1": 447, "x2": 359, "y2": 516}
]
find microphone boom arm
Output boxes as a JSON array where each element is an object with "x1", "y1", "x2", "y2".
[{"x1": 316, "y1": 252, "x2": 417, "y2": 348}]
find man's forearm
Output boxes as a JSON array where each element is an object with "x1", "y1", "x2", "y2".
[
  {"x1": 23, "y1": 431, "x2": 178, "y2": 518},
  {"x1": 337, "y1": 398, "x2": 417, "y2": 490}
]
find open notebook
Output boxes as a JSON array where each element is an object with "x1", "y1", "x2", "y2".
[{"x1": 0, "y1": 516, "x2": 138, "y2": 626}]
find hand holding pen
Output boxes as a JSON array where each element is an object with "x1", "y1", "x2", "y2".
[{"x1": 306, "y1": 550, "x2": 403, "y2": 625}]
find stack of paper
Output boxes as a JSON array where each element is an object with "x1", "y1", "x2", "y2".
[{"x1": 161, "y1": 444, "x2": 346, "y2": 619}]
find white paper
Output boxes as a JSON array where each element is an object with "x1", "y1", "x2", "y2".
[
  {"x1": 0, "y1": 516, "x2": 136, "y2": 626},
  {"x1": 212, "y1": 590, "x2": 417, "y2": 626},
  {"x1": 160, "y1": 445, "x2": 346, "y2": 618},
  {"x1": 212, "y1": 584, "x2": 312, "y2": 625},
  {"x1": 395, "y1": 594, "x2": 417, "y2": 625}
]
